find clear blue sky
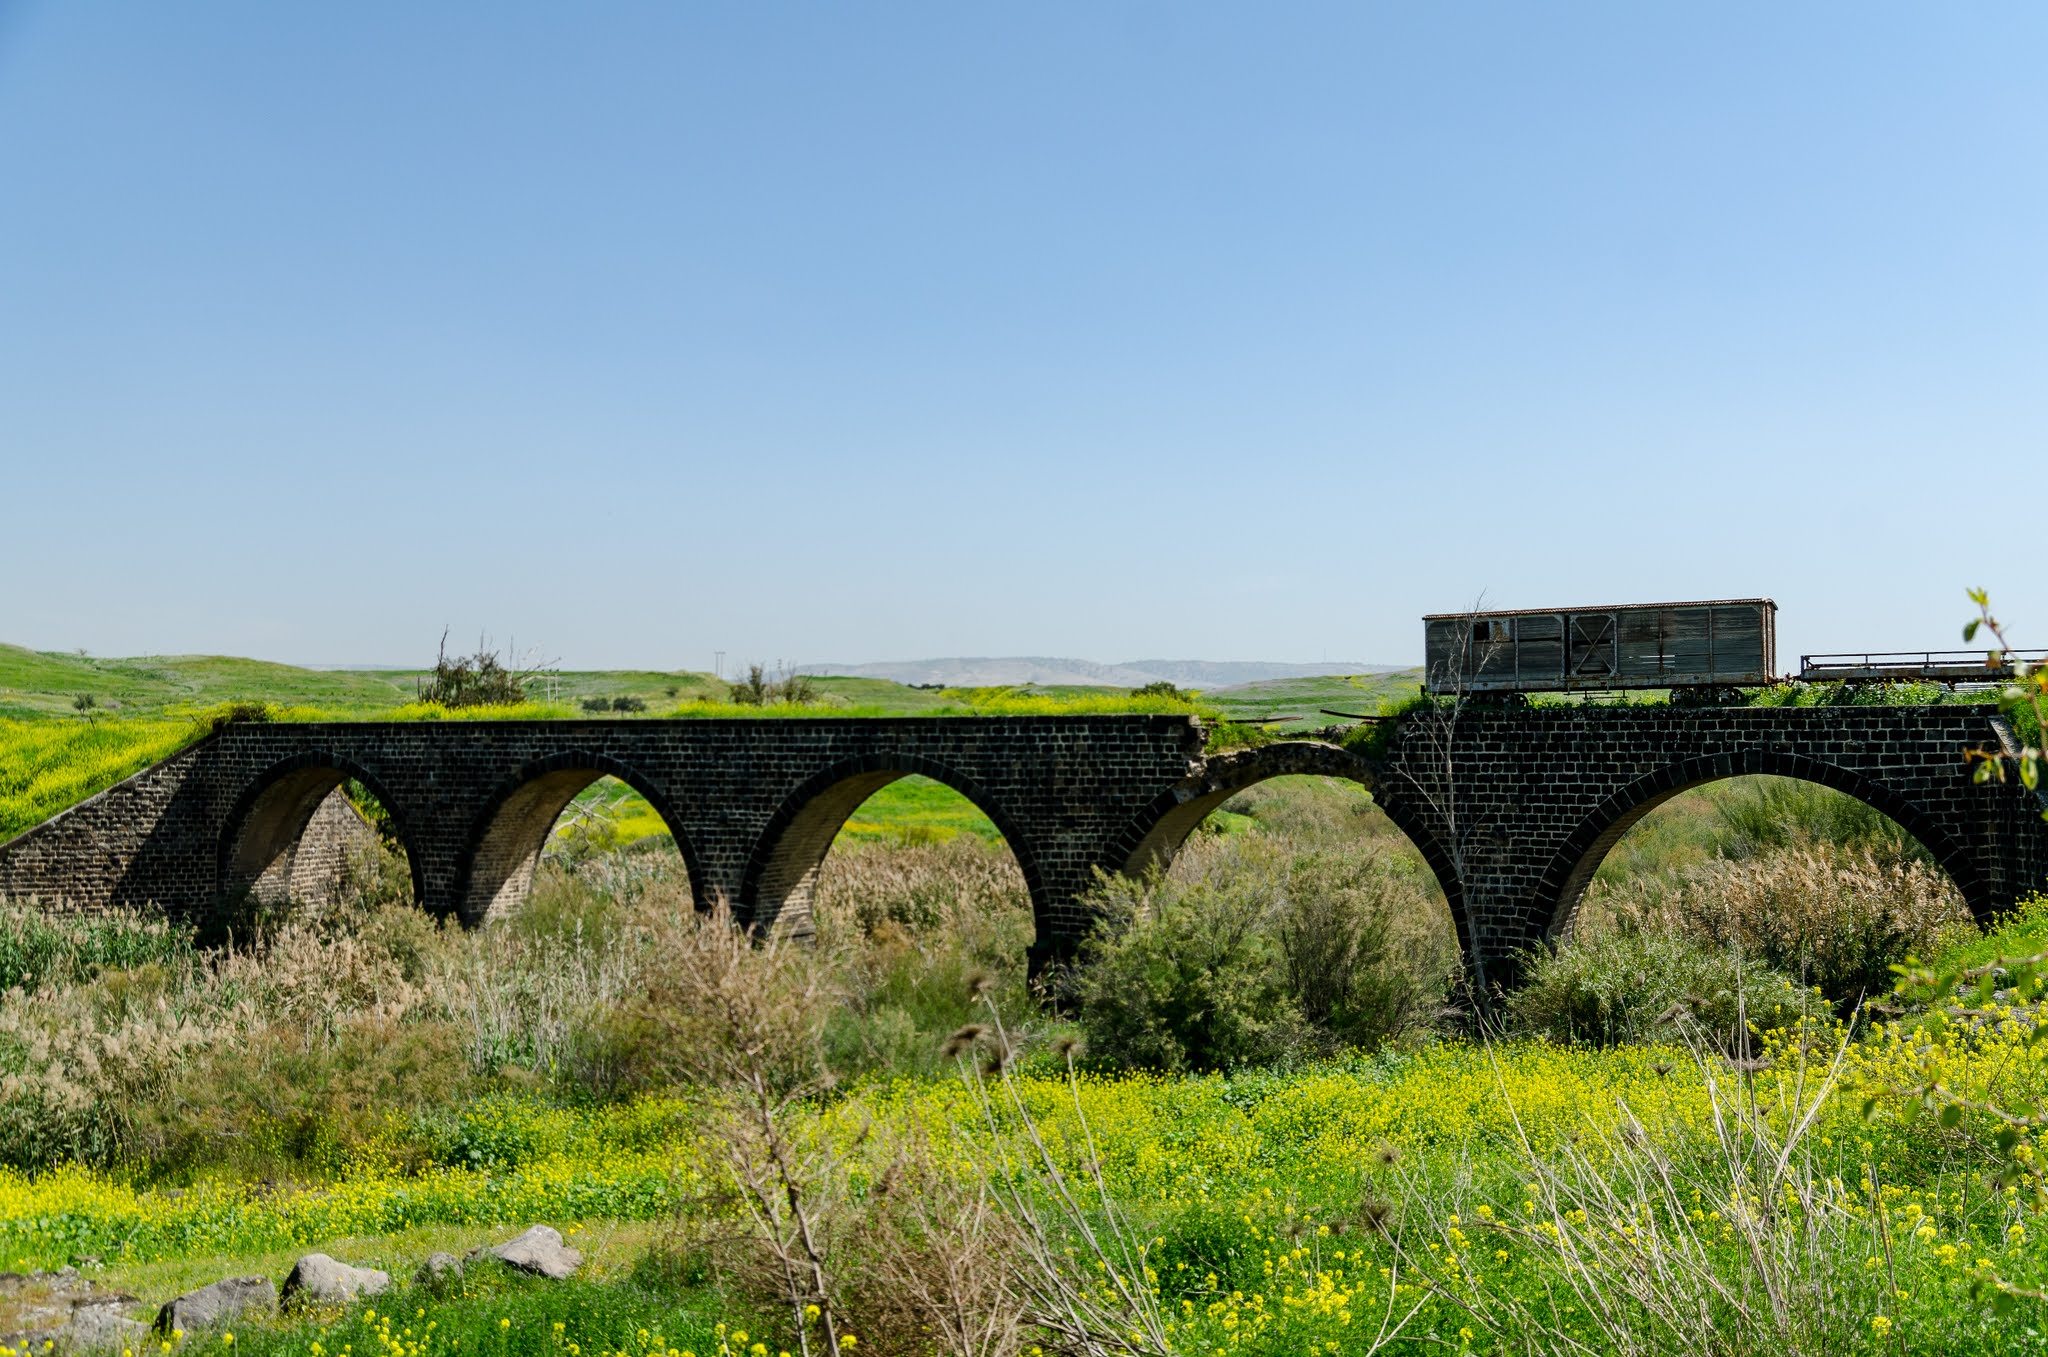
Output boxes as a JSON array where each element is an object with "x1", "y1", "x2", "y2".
[{"x1": 2, "y1": 3, "x2": 2042, "y2": 672}]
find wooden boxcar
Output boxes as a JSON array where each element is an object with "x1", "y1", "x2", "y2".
[{"x1": 1423, "y1": 599, "x2": 1778, "y2": 694}]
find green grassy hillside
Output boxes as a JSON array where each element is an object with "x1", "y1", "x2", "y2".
[
  {"x1": 0, "y1": 645, "x2": 422, "y2": 718},
  {"x1": 0, "y1": 643, "x2": 746, "y2": 720},
  {"x1": 1201, "y1": 668, "x2": 1424, "y2": 733}
]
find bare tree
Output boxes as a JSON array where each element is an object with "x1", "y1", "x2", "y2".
[{"x1": 1368, "y1": 597, "x2": 1502, "y2": 1015}]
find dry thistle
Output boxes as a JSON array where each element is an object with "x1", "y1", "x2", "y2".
[
  {"x1": 1651, "y1": 1060, "x2": 1674, "y2": 1078},
  {"x1": 981, "y1": 1038, "x2": 1015, "y2": 1077},
  {"x1": 1053, "y1": 1033, "x2": 1086, "y2": 1062},
  {"x1": 940, "y1": 1024, "x2": 987, "y2": 1060},
  {"x1": 1355, "y1": 1195, "x2": 1395, "y2": 1235},
  {"x1": 1373, "y1": 1142, "x2": 1402, "y2": 1167},
  {"x1": 965, "y1": 969, "x2": 994, "y2": 999}
]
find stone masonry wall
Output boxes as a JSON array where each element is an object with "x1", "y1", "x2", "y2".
[
  {"x1": 1365, "y1": 703, "x2": 2048, "y2": 990},
  {"x1": 1, "y1": 707, "x2": 2041, "y2": 989},
  {"x1": 0, "y1": 717, "x2": 1207, "y2": 966}
]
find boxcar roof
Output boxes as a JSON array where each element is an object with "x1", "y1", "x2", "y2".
[{"x1": 1421, "y1": 598, "x2": 1777, "y2": 621}]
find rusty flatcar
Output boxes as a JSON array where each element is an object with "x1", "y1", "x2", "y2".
[{"x1": 1423, "y1": 599, "x2": 1777, "y2": 694}]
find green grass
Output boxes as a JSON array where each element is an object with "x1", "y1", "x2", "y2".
[
  {"x1": 0, "y1": 644, "x2": 740, "y2": 721},
  {"x1": 1198, "y1": 669, "x2": 1423, "y2": 735},
  {"x1": 836, "y1": 774, "x2": 1001, "y2": 843},
  {"x1": 0, "y1": 645, "x2": 421, "y2": 718},
  {"x1": 1923, "y1": 890, "x2": 2048, "y2": 976},
  {"x1": 551, "y1": 773, "x2": 1002, "y2": 856},
  {"x1": 0, "y1": 1038, "x2": 2042, "y2": 1354},
  {"x1": 0, "y1": 717, "x2": 209, "y2": 841}
]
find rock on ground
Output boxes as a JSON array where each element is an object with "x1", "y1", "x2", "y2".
[
  {"x1": 472, "y1": 1225, "x2": 583, "y2": 1280},
  {"x1": 152, "y1": 1276, "x2": 276, "y2": 1334},
  {"x1": 0, "y1": 1270, "x2": 144, "y2": 1353},
  {"x1": 415, "y1": 1252, "x2": 464, "y2": 1291},
  {"x1": 58, "y1": 1302, "x2": 147, "y2": 1352},
  {"x1": 281, "y1": 1254, "x2": 390, "y2": 1307}
]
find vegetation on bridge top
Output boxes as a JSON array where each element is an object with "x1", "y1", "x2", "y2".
[
  {"x1": 5, "y1": 629, "x2": 2037, "y2": 845},
  {"x1": 0, "y1": 660, "x2": 1239, "y2": 841}
]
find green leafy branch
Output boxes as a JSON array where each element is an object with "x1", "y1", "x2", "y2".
[{"x1": 1964, "y1": 590, "x2": 2046, "y2": 813}]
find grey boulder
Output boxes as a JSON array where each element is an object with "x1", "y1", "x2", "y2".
[
  {"x1": 474, "y1": 1226, "x2": 582, "y2": 1280},
  {"x1": 59, "y1": 1302, "x2": 147, "y2": 1352},
  {"x1": 415, "y1": 1252, "x2": 463, "y2": 1291},
  {"x1": 153, "y1": 1276, "x2": 276, "y2": 1334},
  {"x1": 281, "y1": 1254, "x2": 390, "y2": 1307}
]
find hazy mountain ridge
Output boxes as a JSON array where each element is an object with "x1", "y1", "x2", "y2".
[{"x1": 802, "y1": 657, "x2": 1404, "y2": 689}]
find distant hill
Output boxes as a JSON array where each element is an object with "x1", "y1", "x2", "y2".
[
  {"x1": 803, "y1": 657, "x2": 1404, "y2": 689},
  {"x1": 0, "y1": 642, "x2": 727, "y2": 719}
]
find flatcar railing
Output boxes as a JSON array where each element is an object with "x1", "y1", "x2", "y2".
[{"x1": 1798, "y1": 650, "x2": 2048, "y2": 683}]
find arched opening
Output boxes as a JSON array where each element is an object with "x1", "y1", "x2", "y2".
[
  {"x1": 541, "y1": 775, "x2": 681, "y2": 863},
  {"x1": 1549, "y1": 770, "x2": 1976, "y2": 1010},
  {"x1": 752, "y1": 766, "x2": 1038, "y2": 1076},
  {"x1": 1101, "y1": 762, "x2": 1462, "y2": 1055},
  {"x1": 1111, "y1": 744, "x2": 1461, "y2": 939},
  {"x1": 745, "y1": 763, "x2": 1039, "y2": 946},
  {"x1": 462, "y1": 757, "x2": 698, "y2": 925},
  {"x1": 1160, "y1": 774, "x2": 1448, "y2": 895},
  {"x1": 220, "y1": 758, "x2": 419, "y2": 913}
]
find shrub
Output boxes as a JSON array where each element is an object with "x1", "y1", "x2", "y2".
[
  {"x1": 1075, "y1": 859, "x2": 1310, "y2": 1073},
  {"x1": 812, "y1": 837, "x2": 1041, "y2": 1079},
  {"x1": 1254, "y1": 847, "x2": 1447, "y2": 1047},
  {"x1": 1508, "y1": 927, "x2": 1831, "y2": 1049},
  {"x1": 729, "y1": 665, "x2": 818, "y2": 707},
  {"x1": 1339, "y1": 691, "x2": 1437, "y2": 760},
  {"x1": 1583, "y1": 843, "x2": 1970, "y2": 1011},
  {"x1": 415, "y1": 633, "x2": 532, "y2": 708},
  {"x1": 1073, "y1": 837, "x2": 1448, "y2": 1071}
]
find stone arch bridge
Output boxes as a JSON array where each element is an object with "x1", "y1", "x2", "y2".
[{"x1": 2, "y1": 708, "x2": 2043, "y2": 991}]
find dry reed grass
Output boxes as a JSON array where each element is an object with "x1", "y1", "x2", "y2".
[{"x1": 1581, "y1": 843, "x2": 1973, "y2": 1008}]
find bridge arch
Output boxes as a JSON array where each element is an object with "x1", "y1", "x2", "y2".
[
  {"x1": 457, "y1": 751, "x2": 703, "y2": 926},
  {"x1": 1102, "y1": 741, "x2": 1469, "y2": 961},
  {"x1": 218, "y1": 753, "x2": 422, "y2": 909},
  {"x1": 1538, "y1": 750, "x2": 1990, "y2": 942},
  {"x1": 740, "y1": 755, "x2": 1047, "y2": 943}
]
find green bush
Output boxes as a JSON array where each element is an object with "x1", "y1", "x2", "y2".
[
  {"x1": 1508, "y1": 927, "x2": 1830, "y2": 1050},
  {"x1": 1273, "y1": 848, "x2": 1454, "y2": 1050},
  {"x1": 1075, "y1": 863, "x2": 1310, "y2": 1072},
  {"x1": 1339, "y1": 691, "x2": 1437, "y2": 760},
  {"x1": 1074, "y1": 839, "x2": 1449, "y2": 1071}
]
